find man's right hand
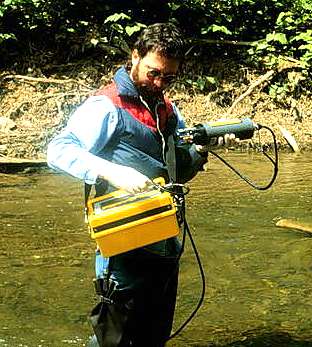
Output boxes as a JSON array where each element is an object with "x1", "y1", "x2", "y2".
[{"x1": 98, "y1": 162, "x2": 152, "y2": 194}]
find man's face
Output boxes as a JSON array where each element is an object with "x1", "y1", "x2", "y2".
[{"x1": 130, "y1": 49, "x2": 179, "y2": 98}]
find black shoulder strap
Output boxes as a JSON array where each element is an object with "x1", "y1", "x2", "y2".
[
  {"x1": 84, "y1": 183, "x2": 93, "y2": 219},
  {"x1": 84, "y1": 183, "x2": 92, "y2": 206}
]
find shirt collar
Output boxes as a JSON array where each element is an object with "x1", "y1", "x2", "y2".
[{"x1": 113, "y1": 66, "x2": 139, "y2": 98}]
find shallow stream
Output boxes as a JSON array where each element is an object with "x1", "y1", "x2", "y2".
[{"x1": 1, "y1": 152, "x2": 312, "y2": 347}]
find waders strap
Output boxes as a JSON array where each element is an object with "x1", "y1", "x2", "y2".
[{"x1": 93, "y1": 257, "x2": 114, "y2": 304}]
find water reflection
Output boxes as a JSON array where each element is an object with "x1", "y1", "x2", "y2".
[{"x1": 1, "y1": 152, "x2": 312, "y2": 346}]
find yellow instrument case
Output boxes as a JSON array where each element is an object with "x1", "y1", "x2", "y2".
[{"x1": 87, "y1": 179, "x2": 180, "y2": 257}]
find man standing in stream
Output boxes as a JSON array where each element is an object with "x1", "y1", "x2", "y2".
[{"x1": 47, "y1": 22, "x2": 234, "y2": 347}]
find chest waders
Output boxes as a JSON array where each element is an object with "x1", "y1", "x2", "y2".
[{"x1": 89, "y1": 256, "x2": 135, "y2": 347}]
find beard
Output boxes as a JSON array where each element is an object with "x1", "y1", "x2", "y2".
[{"x1": 131, "y1": 63, "x2": 163, "y2": 102}]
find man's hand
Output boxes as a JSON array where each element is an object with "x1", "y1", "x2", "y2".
[
  {"x1": 217, "y1": 133, "x2": 239, "y2": 147},
  {"x1": 196, "y1": 133, "x2": 239, "y2": 153},
  {"x1": 98, "y1": 162, "x2": 152, "y2": 194}
]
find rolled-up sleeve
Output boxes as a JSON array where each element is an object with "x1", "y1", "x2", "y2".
[{"x1": 47, "y1": 96, "x2": 119, "y2": 184}]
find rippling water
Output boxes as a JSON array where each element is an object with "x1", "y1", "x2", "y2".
[{"x1": 1, "y1": 152, "x2": 312, "y2": 346}]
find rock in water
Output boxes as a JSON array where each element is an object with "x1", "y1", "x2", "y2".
[
  {"x1": 278, "y1": 125, "x2": 300, "y2": 152},
  {"x1": 276, "y1": 219, "x2": 312, "y2": 234}
]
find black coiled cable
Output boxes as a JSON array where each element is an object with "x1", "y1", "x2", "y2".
[
  {"x1": 210, "y1": 124, "x2": 279, "y2": 190},
  {"x1": 152, "y1": 182, "x2": 206, "y2": 340}
]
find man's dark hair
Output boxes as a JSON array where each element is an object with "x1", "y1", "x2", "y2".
[{"x1": 133, "y1": 23, "x2": 186, "y2": 60}]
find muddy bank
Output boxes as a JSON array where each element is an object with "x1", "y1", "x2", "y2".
[{"x1": 0, "y1": 60, "x2": 311, "y2": 161}]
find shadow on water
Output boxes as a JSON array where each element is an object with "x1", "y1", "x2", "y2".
[
  {"x1": 171, "y1": 329, "x2": 312, "y2": 346},
  {"x1": 220, "y1": 330, "x2": 312, "y2": 347}
]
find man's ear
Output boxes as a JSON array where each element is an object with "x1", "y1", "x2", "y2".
[{"x1": 131, "y1": 49, "x2": 140, "y2": 66}]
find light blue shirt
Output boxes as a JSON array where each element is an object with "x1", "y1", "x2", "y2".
[{"x1": 47, "y1": 95, "x2": 186, "y2": 184}]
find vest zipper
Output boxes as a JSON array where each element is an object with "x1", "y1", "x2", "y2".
[{"x1": 139, "y1": 96, "x2": 167, "y2": 164}]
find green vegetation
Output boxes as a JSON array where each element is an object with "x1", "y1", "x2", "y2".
[{"x1": 0, "y1": 0, "x2": 311, "y2": 100}]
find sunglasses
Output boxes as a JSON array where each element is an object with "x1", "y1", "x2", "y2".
[{"x1": 146, "y1": 69, "x2": 176, "y2": 84}]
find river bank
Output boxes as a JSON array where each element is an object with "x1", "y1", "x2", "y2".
[{"x1": 1, "y1": 59, "x2": 311, "y2": 163}]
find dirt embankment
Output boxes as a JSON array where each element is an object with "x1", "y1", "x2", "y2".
[{"x1": 0, "y1": 59, "x2": 311, "y2": 161}]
